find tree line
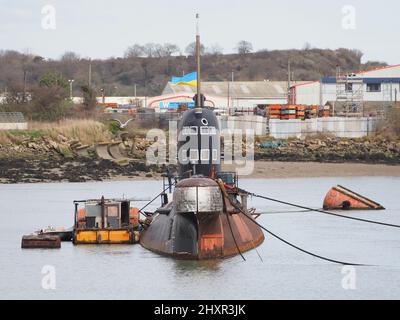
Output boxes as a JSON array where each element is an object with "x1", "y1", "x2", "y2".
[{"x1": 123, "y1": 40, "x2": 253, "y2": 58}]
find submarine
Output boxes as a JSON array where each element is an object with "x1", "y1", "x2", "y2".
[
  {"x1": 140, "y1": 14, "x2": 264, "y2": 259},
  {"x1": 140, "y1": 106, "x2": 265, "y2": 259}
]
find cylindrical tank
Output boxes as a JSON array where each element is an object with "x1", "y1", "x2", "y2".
[{"x1": 173, "y1": 178, "x2": 223, "y2": 214}]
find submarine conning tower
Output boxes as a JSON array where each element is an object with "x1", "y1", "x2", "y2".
[{"x1": 177, "y1": 106, "x2": 221, "y2": 179}]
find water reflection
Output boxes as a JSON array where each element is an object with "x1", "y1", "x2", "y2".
[
  {"x1": 75, "y1": 245, "x2": 133, "y2": 256},
  {"x1": 173, "y1": 259, "x2": 223, "y2": 273}
]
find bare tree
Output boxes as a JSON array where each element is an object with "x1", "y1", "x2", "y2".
[
  {"x1": 124, "y1": 44, "x2": 145, "y2": 58},
  {"x1": 351, "y1": 49, "x2": 364, "y2": 62},
  {"x1": 143, "y1": 43, "x2": 158, "y2": 58},
  {"x1": 185, "y1": 42, "x2": 205, "y2": 56},
  {"x1": 153, "y1": 44, "x2": 166, "y2": 58},
  {"x1": 61, "y1": 51, "x2": 81, "y2": 61},
  {"x1": 163, "y1": 43, "x2": 180, "y2": 57},
  {"x1": 236, "y1": 40, "x2": 253, "y2": 54},
  {"x1": 126, "y1": 43, "x2": 180, "y2": 58}
]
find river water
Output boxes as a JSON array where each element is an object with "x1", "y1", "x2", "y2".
[{"x1": 0, "y1": 177, "x2": 399, "y2": 300}]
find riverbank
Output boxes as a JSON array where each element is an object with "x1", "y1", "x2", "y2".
[
  {"x1": 223, "y1": 161, "x2": 400, "y2": 179},
  {"x1": 254, "y1": 136, "x2": 400, "y2": 164},
  {"x1": 1, "y1": 124, "x2": 400, "y2": 183},
  {"x1": 0, "y1": 157, "x2": 163, "y2": 184},
  {"x1": 1, "y1": 156, "x2": 400, "y2": 184}
]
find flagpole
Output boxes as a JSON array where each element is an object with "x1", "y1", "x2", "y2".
[{"x1": 196, "y1": 13, "x2": 201, "y2": 108}]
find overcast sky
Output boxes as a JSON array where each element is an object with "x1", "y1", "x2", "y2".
[{"x1": 0, "y1": 0, "x2": 398, "y2": 64}]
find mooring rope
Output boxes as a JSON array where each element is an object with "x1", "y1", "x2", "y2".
[
  {"x1": 225, "y1": 210, "x2": 247, "y2": 262},
  {"x1": 243, "y1": 190, "x2": 400, "y2": 229},
  {"x1": 220, "y1": 181, "x2": 370, "y2": 266},
  {"x1": 239, "y1": 210, "x2": 368, "y2": 266},
  {"x1": 217, "y1": 180, "x2": 247, "y2": 261},
  {"x1": 256, "y1": 209, "x2": 313, "y2": 215},
  {"x1": 139, "y1": 182, "x2": 176, "y2": 217}
]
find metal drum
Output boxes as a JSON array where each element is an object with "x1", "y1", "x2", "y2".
[{"x1": 173, "y1": 178, "x2": 223, "y2": 214}]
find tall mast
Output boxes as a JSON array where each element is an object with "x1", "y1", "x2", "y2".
[
  {"x1": 196, "y1": 13, "x2": 201, "y2": 108},
  {"x1": 287, "y1": 60, "x2": 291, "y2": 104}
]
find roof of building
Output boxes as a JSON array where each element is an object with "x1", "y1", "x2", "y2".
[
  {"x1": 291, "y1": 64, "x2": 400, "y2": 88},
  {"x1": 357, "y1": 64, "x2": 400, "y2": 75},
  {"x1": 321, "y1": 77, "x2": 400, "y2": 84},
  {"x1": 163, "y1": 81, "x2": 308, "y2": 99},
  {"x1": 0, "y1": 112, "x2": 26, "y2": 123}
]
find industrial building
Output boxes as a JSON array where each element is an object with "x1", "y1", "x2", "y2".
[
  {"x1": 159, "y1": 81, "x2": 306, "y2": 111},
  {"x1": 290, "y1": 64, "x2": 400, "y2": 116}
]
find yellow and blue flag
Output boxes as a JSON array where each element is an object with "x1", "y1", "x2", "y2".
[{"x1": 171, "y1": 72, "x2": 197, "y2": 87}]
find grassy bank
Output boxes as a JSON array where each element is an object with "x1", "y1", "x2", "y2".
[{"x1": 0, "y1": 119, "x2": 110, "y2": 146}]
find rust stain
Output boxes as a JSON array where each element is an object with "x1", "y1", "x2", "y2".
[{"x1": 231, "y1": 214, "x2": 253, "y2": 243}]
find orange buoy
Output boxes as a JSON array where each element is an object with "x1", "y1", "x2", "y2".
[{"x1": 323, "y1": 185, "x2": 385, "y2": 210}]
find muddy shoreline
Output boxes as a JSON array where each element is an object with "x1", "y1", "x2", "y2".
[
  {"x1": 1, "y1": 156, "x2": 400, "y2": 184},
  {"x1": 0, "y1": 157, "x2": 163, "y2": 184},
  {"x1": 1, "y1": 134, "x2": 400, "y2": 184}
]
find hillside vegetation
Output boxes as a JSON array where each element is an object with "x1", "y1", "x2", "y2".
[{"x1": 0, "y1": 48, "x2": 386, "y2": 98}]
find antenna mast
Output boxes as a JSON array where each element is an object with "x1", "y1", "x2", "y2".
[{"x1": 196, "y1": 13, "x2": 202, "y2": 108}]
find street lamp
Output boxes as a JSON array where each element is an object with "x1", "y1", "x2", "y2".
[
  {"x1": 100, "y1": 88, "x2": 105, "y2": 104},
  {"x1": 68, "y1": 79, "x2": 74, "y2": 100}
]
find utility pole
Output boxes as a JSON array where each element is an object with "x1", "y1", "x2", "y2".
[
  {"x1": 68, "y1": 79, "x2": 74, "y2": 100},
  {"x1": 134, "y1": 84, "x2": 137, "y2": 98},
  {"x1": 100, "y1": 88, "x2": 105, "y2": 104},
  {"x1": 88, "y1": 58, "x2": 92, "y2": 87},
  {"x1": 23, "y1": 70, "x2": 27, "y2": 103},
  {"x1": 227, "y1": 81, "x2": 230, "y2": 109},
  {"x1": 228, "y1": 71, "x2": 234, "y2": 109}
]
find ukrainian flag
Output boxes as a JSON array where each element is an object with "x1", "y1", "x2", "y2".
[{"x1": 171, "y1": 72, "x2": 197, "y2": 87}]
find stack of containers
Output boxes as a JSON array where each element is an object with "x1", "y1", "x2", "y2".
[
  {"x1": 269, "y1": 105, "x2": 282, "y2": 119},
  {"x1": 318, "y1": 105, "x2": 332, "y2": 118},
  {"x1": 280, "y1": 105, "x2": 297, "y2": 120},
  {"x1": 305, "y1": 105, "x2": 319, "y2": 118},
  {"x1": 296, "y1": 105, "x2": 306, "y2": 120}
]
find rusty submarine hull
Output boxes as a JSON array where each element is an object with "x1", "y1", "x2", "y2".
[{"x1": 140, "y1": 177, "x2": 265, "y2": 259}]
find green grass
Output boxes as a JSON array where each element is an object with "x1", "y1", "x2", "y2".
[{"x1": 7, "y1": 129, "x2": 45, "y2": 140}]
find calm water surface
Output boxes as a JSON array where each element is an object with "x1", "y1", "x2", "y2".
[{"x1": 0, "y1": 177, "x2": 399, "y2": 300}]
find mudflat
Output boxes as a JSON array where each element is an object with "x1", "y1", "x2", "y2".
[{"x1": 223, "y1": 161, "x2": 400, "y2": 179}]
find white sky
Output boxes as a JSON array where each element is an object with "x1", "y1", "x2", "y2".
[{"x1": 0, "y1": 0, "x2": 399, "y2": 64}]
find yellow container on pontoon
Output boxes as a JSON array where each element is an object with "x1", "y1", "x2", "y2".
[{"x1": 74, "y1": 229, "x2": 133, "y2": 244}]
